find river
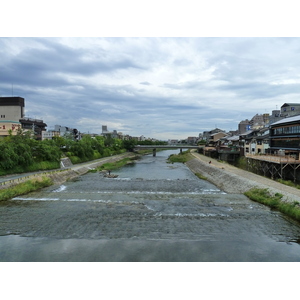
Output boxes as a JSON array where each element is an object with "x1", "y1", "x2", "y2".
[{"x1": 1, "y1": 149, "x2": 300, "y2": 261}]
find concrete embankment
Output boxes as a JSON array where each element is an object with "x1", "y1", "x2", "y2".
[
  {"x1": 186, "y1": 152, "x2": 300, "y2": 204},
  {"x1": 0, "y1": 152, "x2": 137, "y2": 189},
  {"x1": 41, "y1": 152, "x2": 138, "y2": 185}
]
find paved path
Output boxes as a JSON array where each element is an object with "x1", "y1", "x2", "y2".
[{"x1": 188, "y1": 151, "x2": 300, "y2": 203}]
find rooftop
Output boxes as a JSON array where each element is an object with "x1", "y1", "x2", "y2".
[{"x1": 271, "y1": 114, "x2": 300, "y2": 126}]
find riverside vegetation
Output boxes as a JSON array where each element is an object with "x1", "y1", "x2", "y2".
[
  {"x1": 0, "y1": 129, "x2": 167, "y2": 199},
  {"x1": 0, "y1": 176, "x2": 53, "y2": 201},
  {"x1": 244, "y1": 188, "x2": 300, "y2": 222},
  {"x1": 0, "y1": 129, "x2": 167, "y2": 176}
]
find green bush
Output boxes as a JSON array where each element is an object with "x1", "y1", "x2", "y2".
[
  {"x1": 96, "y1": 157, "x2": 137, "y2": 171},
  {"x1": 167, "y1": 151, "x2": 192, "y2": 164},
  {"x1": 235, "y1": 157, "x2": 247, "y2": 170}
]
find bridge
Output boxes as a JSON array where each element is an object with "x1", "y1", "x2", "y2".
[{"x1": 133, "y1": 145, "x2": 202, "y2": 156}]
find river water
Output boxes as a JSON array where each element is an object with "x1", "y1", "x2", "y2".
[{"x1": 1, "y1": 150, "x2": 300, "y2": 261}]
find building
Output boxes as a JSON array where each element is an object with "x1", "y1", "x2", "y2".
[
  {"x1": 0, "y1": 121, "x2": 22, "y2": 137},
  {"x1": 239, "y1": 114, "x2": 269, "y2": 134},
  {"x1": 168, "y1": 139, "x2": 179, "y2": 145},
  {"x1": 203, "y1": 128, "x2": 226, "y2": 141},
  {"x1": 238, "y1": 119, "x2": 251, "y2": 134},
  {"x1": 0, "y1": 97, "x2": 25, "y2": 121},
  {"x1": 187, "y1": 136, "x2": 198, "y2": 145},
  {"x1": 280, "y1": 103, "x2": 300, "y2": 118},
  {"x1": 269, "y1": 115, "x2": 300, "y2": 158},
  {"x1": 42, "y1": 130, "x2": 60, "y2": 140},
  {"x1": 102, "y1": 125, "x2": 109, "y2": 134},
  {"x1": 253, "y1": 127, "x2": 270, "y2": 154},
  {"x1": 249, "y1": 113, "x2": 269, "y2": 130},
  {"x1": 0, "y1": 96, "x2": 47, "y2": 139},
  {"x1": 20, "y1": 118, "x2": 47, "y2": 140},
  {"x1": 242, "y1": 127, "x2": 270, "y2": 155},
  {"x1": 101, "y1": 125, "x2": 123, "y2": 139},
  {"x1": 0, "y1": 97, "x2": 24, "y2": 137},
  {"x1": 207, "y1": 132, "x2": 227, "y2": 146},
  {"x1": 269, "y1": 109, "x2": 283, "y2": 125},
  {"x1": 239, "y1": 130, "x2": 257, "y2": 155},
  {"x1": 53, "y1": 125, "x2": 81, "y2": 140}
]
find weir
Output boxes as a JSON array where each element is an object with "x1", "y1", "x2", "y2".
[{"x1": 2, "y1": 149, "x2": 300, "y2": 262}]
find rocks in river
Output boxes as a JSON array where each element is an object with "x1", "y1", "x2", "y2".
[
  {"x1": 104, "y1": 174, "x2": 119, "y2": 178},
  {"x1": 100, "y1": 170, "x2": 119, "y2": 178}
]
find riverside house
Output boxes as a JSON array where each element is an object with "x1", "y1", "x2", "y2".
[{"x1": 269, "y1": 114, "x2": 300, "y2": 159}]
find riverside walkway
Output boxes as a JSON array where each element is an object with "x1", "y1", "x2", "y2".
[
  {"x1": 187, "y1": 151, "x2": 300, "y2": 204},
  {"x1": 0, "y1": 152, "x2": 136, "y2": 189}
]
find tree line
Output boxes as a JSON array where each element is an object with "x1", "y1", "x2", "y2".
[{"x1": 0, "y1": 129, "x2": 167, "y2": 175}]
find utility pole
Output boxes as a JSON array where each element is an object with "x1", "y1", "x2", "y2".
[{"x1": 32, "y1": 123, "x2": 36, "y2": 137}]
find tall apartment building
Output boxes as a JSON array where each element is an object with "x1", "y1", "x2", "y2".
[
  {"x1": 238, "y1": 119, "x2": 251, "y2": 134},
  {"x1": 250, "y1": 113, "x2": 269, "y2": 130},
  {"x1": 239, "y1": 113, "x2": 270, "y2": 134},
  {"x1": 0, "y1": 96, "x2": 47, "y2": 139},
  {"x1": 0, "y1": 97, "x2": 24, "y2": 137},
  {"x1": 0, "y1": 97, "x2": 25, "y2": 121}
]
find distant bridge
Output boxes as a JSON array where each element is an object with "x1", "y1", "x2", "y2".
[{"x1": 134, "y1": 145, "x2": 202, "y2": 156}]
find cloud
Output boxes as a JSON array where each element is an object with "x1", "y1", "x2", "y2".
[{"x1": 1, "y1": 37, "x2": 300, "y2": 139}]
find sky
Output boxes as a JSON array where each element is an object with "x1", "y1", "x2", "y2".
[
  {"x1": 1, "y1": 2, "x2": 300, "y2": 141},
  {"x1": 1, "y1": 0, "x2": 299, "y2": 293}
]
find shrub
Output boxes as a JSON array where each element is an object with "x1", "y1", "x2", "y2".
[{"x1": 244, "y1": 188, "x2": 300, "y2": 222}]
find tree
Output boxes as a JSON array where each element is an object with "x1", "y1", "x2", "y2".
[{"x1": 122, "y1": 139, "x2": 137, "y2": 151}]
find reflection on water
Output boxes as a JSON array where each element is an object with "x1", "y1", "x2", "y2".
[{"x1": 1, "y1": 150, "x2": 300, "y2": 262}]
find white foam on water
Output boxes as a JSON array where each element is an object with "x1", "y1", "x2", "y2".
[
  {"x1": 52, "y1": 185, "x2": 67, "y2": 192},
  {"x1": 154, "y1": 212, "x2": 230, "y2": 218},
  {"x1": 12, "y1": 197, "x2": 144, "y2": 205},
  {"x1": 74, "y1": 190, "x2": 224, "y2": 195},
  {"x1": 13, "y1": 197, "x2": 60, "y2": 201},
  {"x1": 144, "y1": 205, "x2": 155, "y2": 211}
]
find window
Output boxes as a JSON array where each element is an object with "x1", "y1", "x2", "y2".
[
  {"x1": 1, "y1": 115, "x2": 5, "y2": 118},
  {"x1": 291, "y1": 107, "x2": 295, "y2": 111}
]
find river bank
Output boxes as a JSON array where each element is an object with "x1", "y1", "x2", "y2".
[
  {"x1": 186, "y1": 152, "x2": 300, "y2": 204},
  {"x1": 0, "y1": 152, "x2": 137, "y2": 191}
]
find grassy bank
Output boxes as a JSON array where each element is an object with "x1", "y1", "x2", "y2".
[
  {"x1": 94, "y1": 156, "x2": 139, "y2": 172},
  {"x1": 276, "y1": 178, "x2": 300, "y2": 189},
  {"x1": 167, "y1": 150, "x2": 193, "y2": 164},
  {"x1": 0, "y1": 176, "x2": 53, "y2": 201},
  {"x1": 244, "y1": 188, "x2": 300, "y2": 222}
]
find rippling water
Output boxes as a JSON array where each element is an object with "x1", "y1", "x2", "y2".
[{"x1": 1, "y1": 150, "x2": 300, "y2": 261}]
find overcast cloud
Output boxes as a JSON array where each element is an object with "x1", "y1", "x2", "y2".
[{"x1": 1, "y1": 37, "x2": 300, "y2": 140}]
